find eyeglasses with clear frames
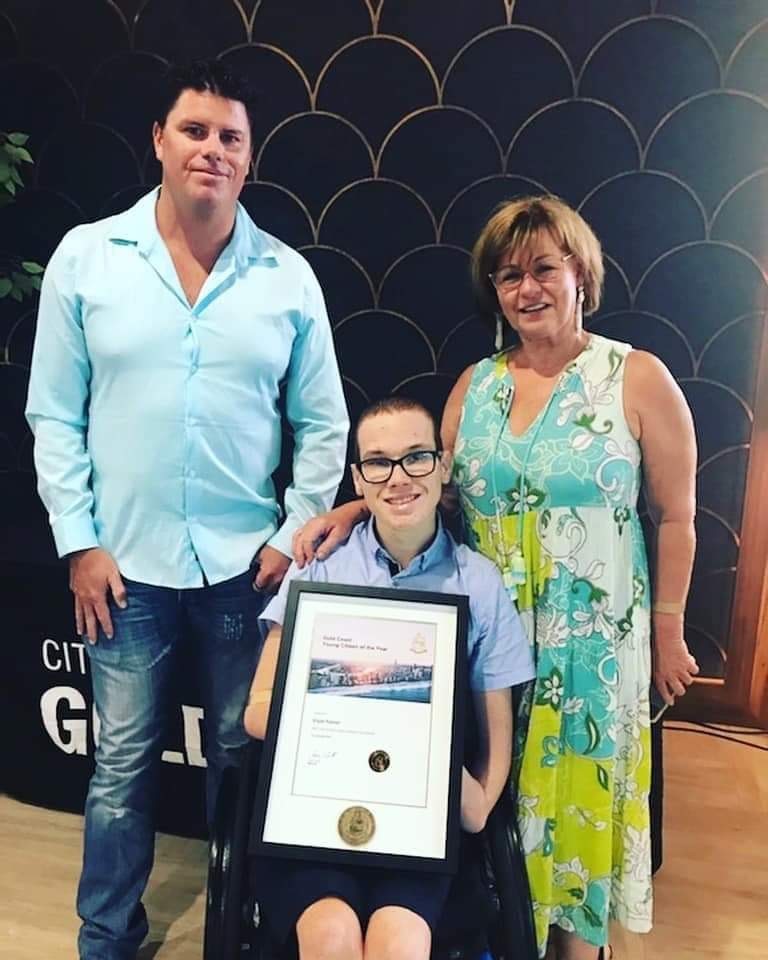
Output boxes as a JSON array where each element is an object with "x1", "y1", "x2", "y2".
[
  {"x1": 355, "y1": 450, "x2": 442, "y2": 484},
  {"x1": 489, "y1": 252, "x2": 574, "y2": 292}
]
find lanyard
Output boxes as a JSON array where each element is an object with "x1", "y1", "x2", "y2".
[{"x1": 490, "y1": 361, "x2": 573, "y2": 595}]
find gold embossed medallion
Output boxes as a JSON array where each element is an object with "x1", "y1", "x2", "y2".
[{"x1": 338, "y1": 805, "x2": 375, "y2": 846}]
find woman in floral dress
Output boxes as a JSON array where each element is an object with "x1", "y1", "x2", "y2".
[
  {"x1": 441, "y1": 196, "x2": 699, "y2": 958},
  {"x1": 291, "y1": 196, "x2": 700, "y2": 959}
]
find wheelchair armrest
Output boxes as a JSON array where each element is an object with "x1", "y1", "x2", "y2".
[{"x1": 484, "y1": 790, "x2": 538, "y2": 960}]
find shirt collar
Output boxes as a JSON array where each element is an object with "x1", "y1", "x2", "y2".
[
  {"x1": 105, "y1": 186, "x2": 280, "y2": 267},
  {"x1": 363, "y1": 514, "x2": 450, "y2": 576}
]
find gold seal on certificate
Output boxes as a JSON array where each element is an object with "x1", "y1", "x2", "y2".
[{"x1": 338, "y1": 805, "x2": 376, "y2": 846}]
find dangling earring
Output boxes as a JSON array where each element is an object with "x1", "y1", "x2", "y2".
[
  {"x1": 576, "y1": 286, "x2": 585, "y2": 328},
  {"x1": 494, "y1": 313, "x2": 504, "y2": 352}
]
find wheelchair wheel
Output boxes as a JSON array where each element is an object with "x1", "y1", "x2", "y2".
[{"x1": 204, "y1": 747, "x2": 261, "y2": 959}]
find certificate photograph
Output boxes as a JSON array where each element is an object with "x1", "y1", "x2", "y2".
[
  {"x1": 252, "y1": 582, "x2": 468, "y2": 872},
  {"x1": 307, "y1": 612, "x2": 435, "y2": 703}
]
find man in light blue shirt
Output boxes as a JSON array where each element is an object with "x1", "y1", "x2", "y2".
[
  {"x1": 244, "y1": 396, "x2": 533, "y2": 959},
  {"x1": 25, "y1": 61, "x2": 348, "y2": 960}
]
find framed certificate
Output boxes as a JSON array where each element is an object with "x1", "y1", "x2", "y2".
[{"x1": 250, "y1": 581, "x2": 469, "y2": 873}]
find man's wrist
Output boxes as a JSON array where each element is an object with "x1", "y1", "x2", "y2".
[
  {"x1": 261, "y1": 543, "x2": 290, "y2": 559},
  {"x1": 66, "y1": 546, "x2": 100, "y2": 563}
]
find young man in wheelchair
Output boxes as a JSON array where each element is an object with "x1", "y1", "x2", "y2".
[{"x1": 245, "y1": 396, "x2": 534, "y2": 960}]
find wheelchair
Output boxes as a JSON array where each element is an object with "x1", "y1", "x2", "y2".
[{"x1": 204, "y1": 737, "x2": 538, "y2": 960}]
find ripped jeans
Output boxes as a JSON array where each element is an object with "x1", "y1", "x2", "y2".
[{"x1": 77, "y1": 570, "x2": 267, "y2": 960}]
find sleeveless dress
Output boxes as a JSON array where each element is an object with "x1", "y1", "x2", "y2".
[{"x1": 453, "y1": 334, "x2": 652, "y2": 954}]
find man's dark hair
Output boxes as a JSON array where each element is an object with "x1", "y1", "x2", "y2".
[
  {"x1": 155, "y1": 60, "x2": 257, "y2": 141},
  {"x1": 355, "y1": 396, "x2": 441, "y2": 460}
]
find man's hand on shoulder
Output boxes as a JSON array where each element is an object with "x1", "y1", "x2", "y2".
[
  {"x1": 253, "y1": 545, "x2": 291, "y2": 592},
  {"x1": 68, "y1": 547, "x2": 126, "y2": 644}
]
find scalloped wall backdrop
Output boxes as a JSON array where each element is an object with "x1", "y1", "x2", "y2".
[{"x1": 1, "y1": 1, "x2": 767, "y2": 694}]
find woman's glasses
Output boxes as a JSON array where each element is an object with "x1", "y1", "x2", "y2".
[{"x1": 489, "y1": 253, "x2": 574, "y2": 292}]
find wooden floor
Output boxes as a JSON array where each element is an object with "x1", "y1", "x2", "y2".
[{"x1": 1, "y1": 725, "x2": 767, "y2": 959}]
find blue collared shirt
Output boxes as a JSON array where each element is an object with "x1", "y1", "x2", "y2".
[
  {"x1": 25, "y1": 188, "x2": 349, "y2": 587},
  {"x1": 262, "y1": 519, "x2": 535, "y2": 691}
]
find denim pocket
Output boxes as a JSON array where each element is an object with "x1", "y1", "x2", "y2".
[{"x1": 85, "y1": 580, "x2": 175, "y2": 669}]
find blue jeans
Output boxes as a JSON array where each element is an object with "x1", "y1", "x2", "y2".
[{"x1": 76, "y1": 570, "x2": 268, "y2": 960}]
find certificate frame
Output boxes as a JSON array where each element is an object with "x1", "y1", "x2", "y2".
[{"x1": 250, "y1": 581, "x2": 468, "y2": 873}]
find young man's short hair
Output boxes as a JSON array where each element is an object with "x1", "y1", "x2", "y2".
[{"x1": 354, "y1": 396, "x2": 441, "y2": 461}]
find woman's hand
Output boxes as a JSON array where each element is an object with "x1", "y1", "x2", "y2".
[
  {"x1": 653, "y1": 615, "x2": 700, "y2": 705},
  {"x1": 291, "y1": 501, "x2": 367, "y2": 567}
]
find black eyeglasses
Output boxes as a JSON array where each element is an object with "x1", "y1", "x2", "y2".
[{"x1": 355, "y1": 450, "x2": 442, "y2": 484}]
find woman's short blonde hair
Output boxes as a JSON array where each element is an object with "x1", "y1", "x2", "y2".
[{"x1": 471, "y1": 195, "x2": 605, "y2": 316}]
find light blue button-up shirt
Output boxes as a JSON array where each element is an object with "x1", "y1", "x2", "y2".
[
  {"x1": 26, "y1": 188, "x2": 349, "y2": 588},
  {"x1": 262, "y1": 519, "x2": 535, "y2": 691}
]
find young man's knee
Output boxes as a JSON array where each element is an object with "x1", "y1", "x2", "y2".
[
  {"x1": 296, "y1": 897, "x2": 362, "y2": 960},
  {"x1": 364, "y1": 906, "x2": 431, "y2": 960}
]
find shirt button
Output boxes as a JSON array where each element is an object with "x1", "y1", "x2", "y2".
[{"x1": 187, "y1": 468, "x2": 196, "y2": 479}]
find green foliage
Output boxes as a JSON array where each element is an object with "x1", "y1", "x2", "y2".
[{"x1": 0, "y1": 132, "x2": 45, "y2": 302}]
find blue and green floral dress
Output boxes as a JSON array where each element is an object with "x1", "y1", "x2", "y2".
[{"x1": 453, "y1": 334, "x2": 652, "y2": 954}]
